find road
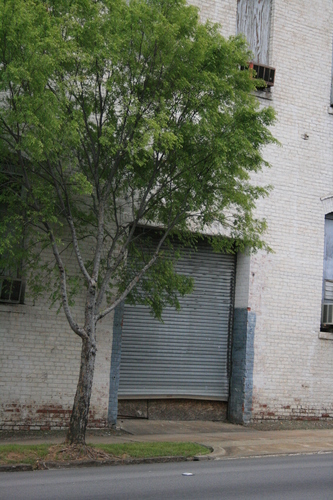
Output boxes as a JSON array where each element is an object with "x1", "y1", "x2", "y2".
[{"x1": 1, "y1": 453, "x2": 333, "y2": 500}]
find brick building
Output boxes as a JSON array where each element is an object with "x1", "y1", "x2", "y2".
[{"x1": 1, "y1": 0, "x2": 333, "y2": 429}]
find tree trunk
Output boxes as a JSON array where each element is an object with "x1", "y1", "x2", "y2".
[{"x1": 67, "y1": 337, "x2": 96, "y2": 444}]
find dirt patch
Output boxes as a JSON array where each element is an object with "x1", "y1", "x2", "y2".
[
  {"x1": 6, "y1": 452, "x2": 29, "y2": 462},
  {"x1": 46, "y1": 444, "x2": 122, "y2": 462}
]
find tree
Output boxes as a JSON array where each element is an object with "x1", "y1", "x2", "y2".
[{"x1": 0, "y1": 0, "x2": 275, "y2": 444}]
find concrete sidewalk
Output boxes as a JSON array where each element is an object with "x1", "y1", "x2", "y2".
[
  {"x1": 117, "y1": 420, "x2": 333, "y2": 460},
  {"x1": 2, "y1": 420, "x2": 333, "y2": 460}
]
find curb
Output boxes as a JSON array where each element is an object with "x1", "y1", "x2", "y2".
[
  {"x1": 3, "y1": 450, "x2": 332, "y2": 472},
  {"x1": 0, "y1": 464, "x2": 33, "y2": 472},
  {"x1": 1, "y1": 454, "x2": 206, "y2": 472},
  {"x1": 43, "y1": 455, "x2": 188, "y2": 469}
]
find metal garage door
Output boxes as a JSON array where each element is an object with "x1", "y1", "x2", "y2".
[{"x1": 118, "y1": 241, "x2": 235, "y2": 400}]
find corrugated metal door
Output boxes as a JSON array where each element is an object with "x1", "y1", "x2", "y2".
[{"x1": 119, "y1": 241, "x2": 235, "y2": 400}]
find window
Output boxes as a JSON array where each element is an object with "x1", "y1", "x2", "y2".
[
  {"x1": 0, "y1": 276, "x2": 25, "y2": 303},
  {"x1": 0, "y1": 171, "x2": 25, "y2": 304},
  {"x1": 237, "y1": 0, "x2": 272, "y2": 66},
  {"x1": 321, "y1": 213, "x2": 333, "y2": 330}
]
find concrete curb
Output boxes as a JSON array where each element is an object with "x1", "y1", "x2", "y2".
[
  {"x1": 43, "y1": 455, "x2": 189, "y2": 469},
  {"x1": 0, "y1": 464, "x2": 33, "y2": 472},
  {"x1": 1, "y1": 449, "x2": 333, "y2": 472},
  {"x1": 0, "y1": 454, "x2": 210, "y2": 472}
]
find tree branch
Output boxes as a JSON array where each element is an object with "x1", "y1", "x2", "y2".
[
  {"x1": 96, "y1": 228, "x2": 169, "y2": 322},
  {"x1": 45, "y1": 223, "x2": 88, "y2": 340},
  {"x1": 96, "y1": 194, "x2": 191, "y2": 322},
  {"x1": 46, "y1": 159, "x2": 92, "y2": 285}
]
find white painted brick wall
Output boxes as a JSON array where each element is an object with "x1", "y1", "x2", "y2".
[
  {"x1": 248, "y1": 0, "x2": 333, "y2": 420},
  {"x1": 0, "y1": 247, "x2": 113, "y2": 430},
  {"x1": 189, "y1": 0, "x2": 237, "y2": 38},
  {"x1": 192, "y1": 0, "x2": 333, "y2": 420},
  {"x1": 2, "y1": 0, "x2": 333, "y2": 427}
]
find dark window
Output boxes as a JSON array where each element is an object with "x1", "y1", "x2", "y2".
[
  {"x1": 0, "y1": 277, "x2": 24, "y2": 303},
  {"x1": 0, "y1": 171, "x2": 25, "y2": 304},
  {"x1": 321, "y1": 213, "x2": 333, "y2": 330}
]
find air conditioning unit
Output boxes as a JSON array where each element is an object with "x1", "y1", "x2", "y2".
[
  {"x1": 0, "y1": 277, "x2": 24, "y2": 304},
  {"x1": 322, "y1": 303, "x2": 333, "y2": 325},
  {"x1": 249, "y1": 62, "x2": 276, "y2": 87}
]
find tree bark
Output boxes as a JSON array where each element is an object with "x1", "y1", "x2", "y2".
[{"x1": 67, "y1": 337, "x2": 96, "y2": 444}]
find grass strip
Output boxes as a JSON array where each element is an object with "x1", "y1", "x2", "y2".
[
  {"x1": 0, "y1": 442, "x2": 210, "y2": 465},
  {"x1": 0, "y1": 444, "x2": 50, "y2": 465}
]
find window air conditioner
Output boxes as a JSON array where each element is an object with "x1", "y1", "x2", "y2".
[
  {"x1": 322, "y1": 303, "x2": 333, "y2": 325},
  {"x1": 249, "y1": 62, "x2": 276, "y2": 87}
]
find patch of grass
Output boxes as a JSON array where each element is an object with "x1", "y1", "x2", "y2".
[
  {"x1": 92, "y1": 442, "x2": 211, "y2": 459},
  {"x1": 0, "y1": 441, "x2": 211, "y2": 466},
  {"x1": 0, "y1": 444, "x2": 50, "y2": 465}
]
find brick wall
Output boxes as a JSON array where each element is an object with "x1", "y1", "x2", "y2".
[
  {"x1": 2, "y1": 0, "x2": 333, "y2": 428},
  {"x1": 189, "y1": 0, "x2": 237, "y2": 38},
  {"x1": 0, "y1": 249, "x2": 113, "y2": 430},
  {"x1": 247, "y1": 0, "x2": 333, "y2": 420},
  {"x1": 191, "y1": 0, "x2": 333, "y2": 421}
]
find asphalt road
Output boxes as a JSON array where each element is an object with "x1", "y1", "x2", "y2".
[{"x1": 1, "y1": 453, "x2": 333, "y2": 500}]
